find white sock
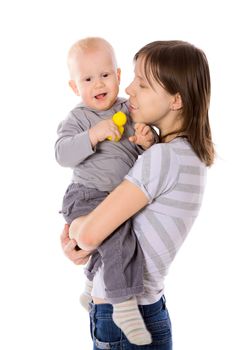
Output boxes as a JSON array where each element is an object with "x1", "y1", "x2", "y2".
[
  {"x1": 79, "y1": 279, "x2": 93, "y2": 311},
  {"x1": 112, "y1": 297, "x2": 152, "y2": 345}
]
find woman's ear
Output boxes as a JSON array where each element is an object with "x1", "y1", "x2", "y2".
[
  {"x1": 171, "y1": 93, "x2": 183, "y2": 110},
  {"x1": 69, "y1": 80, "x2": 79, "y2": 96}
]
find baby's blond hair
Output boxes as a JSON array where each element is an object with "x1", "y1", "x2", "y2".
[{"x1": 67, "y1": 37, "x2": 117, "y2": 79}]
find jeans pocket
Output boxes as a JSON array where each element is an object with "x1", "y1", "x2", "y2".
[
  {"x1": 92, "y1": 318, "x2": 124, "y2": 350},
  {"x1": 95, "y1": 317, "x2": 122, "y2": 343},
  {"x1": 147, "y1": 317, "x2": 172, "y2": 346}
]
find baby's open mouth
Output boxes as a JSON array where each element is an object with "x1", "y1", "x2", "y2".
[{"x1": 95, "y1": 93, "x2": 107, "y2": 99}]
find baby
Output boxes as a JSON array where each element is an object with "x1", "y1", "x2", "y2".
[{"x1": 55, "y1": 37, "x2": 157, "y2": 345}]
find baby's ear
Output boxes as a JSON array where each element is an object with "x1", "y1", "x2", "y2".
[
  {"x1": 117, "y1": 68, "x2": 121, "y2": 83},
  {"x1": 69, "y1": 80, "x2": 79, "y2": 96}
]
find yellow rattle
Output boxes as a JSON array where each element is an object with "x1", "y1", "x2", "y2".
[{"x1": 107, "y1": 111, "x2": 127, "y2": 141}]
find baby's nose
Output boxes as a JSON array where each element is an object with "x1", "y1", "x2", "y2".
[{"x1": 95, "y1": 79, "x2": 105, "y2": 88}]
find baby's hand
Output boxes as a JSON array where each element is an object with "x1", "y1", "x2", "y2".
[
  {"x1": 89, "y1": 119, "x2": 121, "y2": 147},
  {"x1": 129, "y1": 123, "x2": 159, "y2": 149}
]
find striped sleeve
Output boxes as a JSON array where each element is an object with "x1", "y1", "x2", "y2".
[{"x1": 125, "y1": 143, "x2": 179, "y2": 203}]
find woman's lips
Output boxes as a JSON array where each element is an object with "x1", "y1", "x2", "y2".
[{"x1": 129, "y1": 102, "x2": 138, "y2": 112}]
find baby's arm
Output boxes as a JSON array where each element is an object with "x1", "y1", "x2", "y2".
[
  {"x1": 88, "y1": 118, "x2": 121, "y2": 147},
  {"x1": 55, "y1": 113, "x2": 121, "y2": 167},
  {"x1": 55, "y1": 112, "x2": 95, "y2": 167}
]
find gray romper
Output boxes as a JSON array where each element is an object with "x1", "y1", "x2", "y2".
[{"x1": 55, "y1": 98, "x2": 153, "y2": 303}]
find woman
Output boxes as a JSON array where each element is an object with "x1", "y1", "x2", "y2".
[{"x1": 61, "y1": 40, "x2": 215, "y2": 349}]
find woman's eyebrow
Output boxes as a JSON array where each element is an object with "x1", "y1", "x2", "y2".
[{"x1": 134, "y1": 68, "x2": 145, "y2": 80}]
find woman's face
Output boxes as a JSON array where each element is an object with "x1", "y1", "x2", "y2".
[{"x1": 126, "y1": 56, "x2": 179, "y2": 133}]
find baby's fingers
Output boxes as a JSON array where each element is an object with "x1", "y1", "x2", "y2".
[{"x1": 134, "y1": 123, "x2": 150, "y2": 136}]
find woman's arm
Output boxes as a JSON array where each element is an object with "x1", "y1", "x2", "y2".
[{"x1": 69, "y1": 179, "x2": 149, "y2": 251}]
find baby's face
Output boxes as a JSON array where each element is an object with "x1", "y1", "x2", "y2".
[{"x1": 72, "y1": 48, "x2": 120, "y2": 111}]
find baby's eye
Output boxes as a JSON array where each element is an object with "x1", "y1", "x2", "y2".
[
  {"x1": 102, "y1": 73, "x2": 109, "y2": 78},
  {"x1": 85, "y1": 77, "x2": 91, "y2": 82}
]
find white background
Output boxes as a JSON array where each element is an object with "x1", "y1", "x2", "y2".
[{"x1": 0, "y1": 0, "x2": 232, "y2": 349}]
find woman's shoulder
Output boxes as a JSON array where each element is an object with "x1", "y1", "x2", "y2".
[
  {"x1": 131, "y1": 137, "x2": 206, "y2": 180},
  {"x1": 141, "y1": 138, "x2": 181, "y2": 161},
  {"x1": 147, "y1": 137, "x2": 206, "y2": 165},
  {"x1": 169, "y1": 137, "x2": 207, "y2": 170}
]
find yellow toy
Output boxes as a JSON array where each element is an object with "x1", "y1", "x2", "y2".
[{"x1": 107, "y1": 111, "x2": 127, "y2": 141}]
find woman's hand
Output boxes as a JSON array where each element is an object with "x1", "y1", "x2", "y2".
[{"x1": 60, "y1": 224, "x2": 92, "y2": 265}]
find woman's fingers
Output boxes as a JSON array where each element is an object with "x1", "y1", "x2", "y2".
[
  {"x1": 60, "y1": 224, "x2": 70, "y2": 248},
  {"x1": 60, "y1": 223, "x2": 92, "y2": 265}
]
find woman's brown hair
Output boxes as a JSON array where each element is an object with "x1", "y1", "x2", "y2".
[{"x1": 134, "y1": 40, "x2": 215, "y2": 166}]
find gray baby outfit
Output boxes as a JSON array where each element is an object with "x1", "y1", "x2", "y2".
[{"x1": 55, "y1": 98, "x2": 148, "y2": 303}]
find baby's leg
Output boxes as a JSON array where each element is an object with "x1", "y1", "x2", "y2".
[
  {"x1": 98, "y1": 220, "x2": 152, "y2": 345},
  {"x1": 80, "y1": 250, "x2": 103, "y2": 311},
  {"x1": 79, "y1": 278, "x2": 93, "y2": 311},
  {"x1": 61, "y1": 184, "x2": 108, "y2": 311},
  {"x1": 112, "y1": 297, "x2": 152, "y2": 345}
]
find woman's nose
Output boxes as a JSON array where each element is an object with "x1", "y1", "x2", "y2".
[{"x1": 125, "y1": 82, "x2": 134, "y2": 96}]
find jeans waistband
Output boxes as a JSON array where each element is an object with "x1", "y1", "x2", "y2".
[{"x1": 89, "y1": 296, "x2": 165, "y2": 319}]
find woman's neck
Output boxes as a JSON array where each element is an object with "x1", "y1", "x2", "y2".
[
  {"x1": 159, "y1": 130, "x2": 182, "y2": 143},
  {"x1": 158, "y1": 111, "x2": 184, "y2": 143}
]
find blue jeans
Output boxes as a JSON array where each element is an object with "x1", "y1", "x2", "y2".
[{"x1": 89, "y1": 296, "x2": 172, "y2": 349}]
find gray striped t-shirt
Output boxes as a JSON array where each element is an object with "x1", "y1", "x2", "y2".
[{"x1": 91, "y1": 137, "x2": 207, "y2": 304}]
